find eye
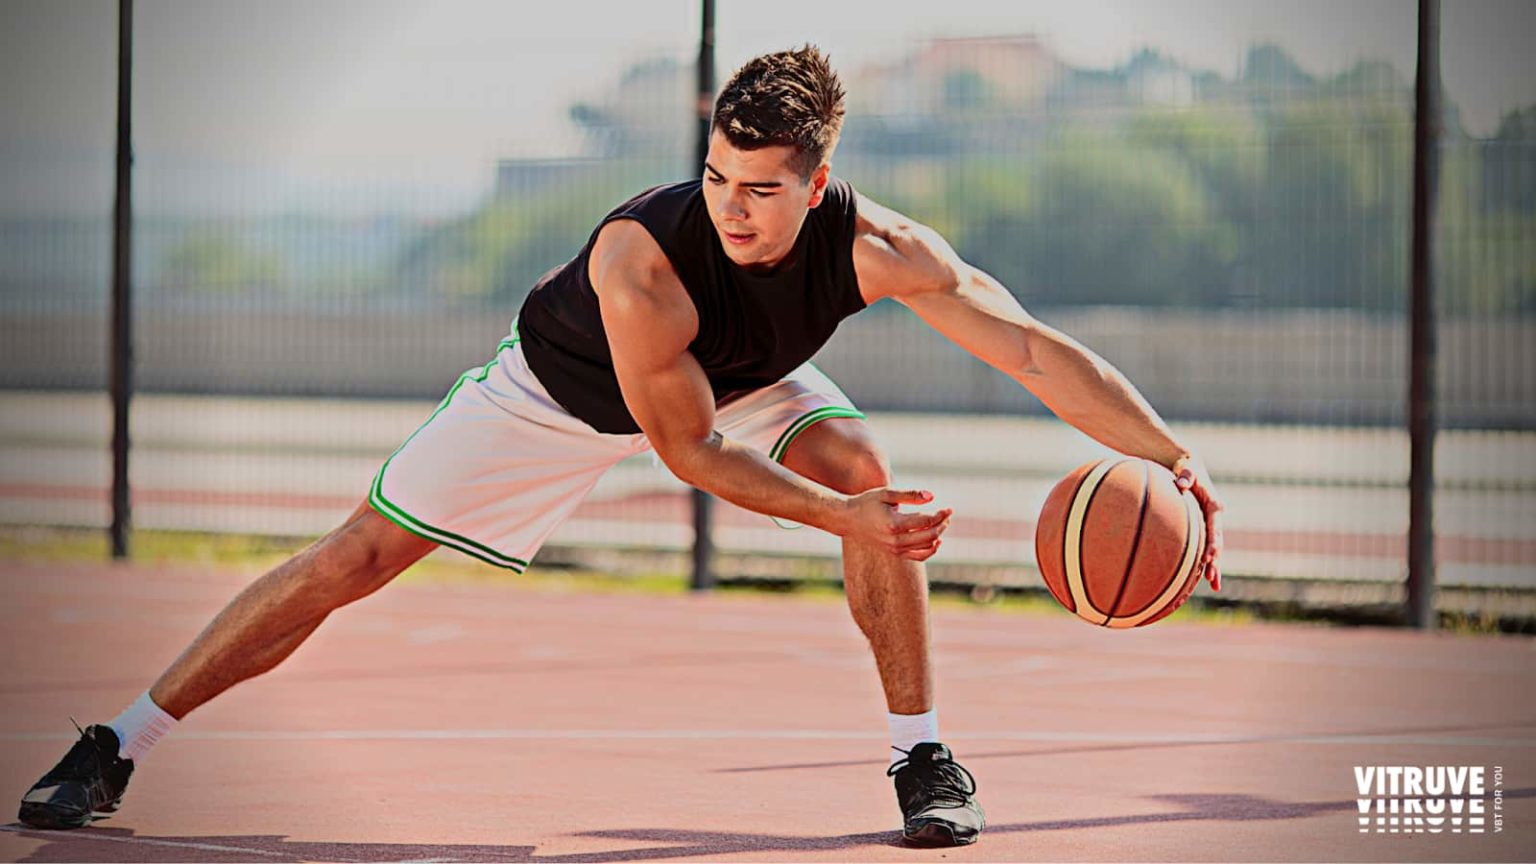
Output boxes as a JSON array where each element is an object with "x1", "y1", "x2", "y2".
[
  {"x1": 750, "y1": 189, "x2": 774, "y2": 198},
  {"x1": 707, "y1": 175, "x2": 725, "y2": 185}
]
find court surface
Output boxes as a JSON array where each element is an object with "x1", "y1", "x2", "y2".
[{"x1": 0, "y1": 559, "x2": 1532, "y2": 862}]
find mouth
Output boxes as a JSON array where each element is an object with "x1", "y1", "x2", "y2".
[{"x1": 721, "y1": 229, "x2": 755, "y2": 246}]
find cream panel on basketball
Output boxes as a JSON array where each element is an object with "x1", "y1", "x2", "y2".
[{"x1": 1063, "y1": 458, "x2": 1124, "y2": 625}]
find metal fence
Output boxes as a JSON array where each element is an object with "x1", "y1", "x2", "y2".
[{"x1": 1, "y1": 3, "x2": 1532, "y2": 615}]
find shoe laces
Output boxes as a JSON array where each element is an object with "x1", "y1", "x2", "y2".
[
  {"x1": 887, "y1": 746, "x2": 978, "y2": 808},
  {"x1": 43, "y1": 719, "x2": 107, "y2": 783}
]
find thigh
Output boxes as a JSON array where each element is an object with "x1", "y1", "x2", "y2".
[
  {"x1": 371, "y1": 340, "x2": 644, "y2": 572},
  {"x1": 716, "y1": 362, "x2": 889, "y2": 494},
  {"x1": 715, "y1": 362, "x2": 865, "y2": 466}
]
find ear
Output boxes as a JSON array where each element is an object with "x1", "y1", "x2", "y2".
[{"x1": 806, "y1": 163, "x2": 831, "y2": 209}]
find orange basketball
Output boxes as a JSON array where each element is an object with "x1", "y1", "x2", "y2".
[{"x1": 1034, "y1": 458, "x2": 1207, "y2": 628}]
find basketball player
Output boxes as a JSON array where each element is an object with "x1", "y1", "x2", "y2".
[{"x1": 18, "y1": 46, "x2": 1223, "y2": 848}]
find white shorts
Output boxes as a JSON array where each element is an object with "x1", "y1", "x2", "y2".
[{"x1": 368, "y1": 327, "x2": 863, "y2": 571}]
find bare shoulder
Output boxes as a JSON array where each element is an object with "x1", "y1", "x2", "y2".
[
  {"x1": 590, "y1": 219, "x2": 681, "y2": 297},
  {"x1": 852, "y1": 193, "x2": 964, "y2": 303},
  {"x1": 589, "y1": 218, "x2": 698, "y2": 353}
]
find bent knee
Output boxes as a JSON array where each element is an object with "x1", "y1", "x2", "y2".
[{"x1": 826, "y1": 447, "x2": 892, "y2": 495}]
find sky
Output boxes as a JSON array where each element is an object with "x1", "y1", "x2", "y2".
[{"x1": 1, "y1": 0, "x2": 1532, "y2": 216}]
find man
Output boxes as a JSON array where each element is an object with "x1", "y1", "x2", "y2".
[{"x1": 19, "y1": 45, "x2": 1223, "y2": 848}]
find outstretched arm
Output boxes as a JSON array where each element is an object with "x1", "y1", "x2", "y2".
[
  {"x1": 591, "y1": 218, "x2": 950, "y2": 561},
  {"x1": 851, "y1": 194, "x2": 1225, "y2": 586}
]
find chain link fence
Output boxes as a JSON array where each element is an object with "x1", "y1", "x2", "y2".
[{"x1": 1, "y1": 3, "x2": 1531, "y2": 615}]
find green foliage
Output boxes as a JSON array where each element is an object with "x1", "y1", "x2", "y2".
[
  {"x1": 1482, "y1": 106, "x2": 1536, "y2": 213},
  {"x1": 121, "y1": 43, "x2": 1536, "y2": 318},
  {"x1": 1440, "y1": 174, "x2": 1536, "y2": 316},
  {"x1": 155, "y1": 227, "x2": 287, "y2": 293},
  {"x1": 850, "y1": 95, "x2": 1536, "y2": 314},
  {"x1": 1241, "y1": 43, "x2": 1315, "y2": 87},
  {"x1": 390, "y1": 161, "x2": 674, "y2": 304},
  {"x1": 1127, "y1": 108, "x2": 1266, "y2": 216},
  {"x1": 1248, "y1": 101, "x2": 1411, "y2": 309},
  {"x1": 863, "y1": 131, "x2": 1238, "y2": 307},
  {"x1": 382, "y1": 40, "x2": 1534, "y2": 315},
  {"x1": 1005, "y1": 136, "x2": 1238, "y2": 306},
  {"x1": 943, "y1": 70, "x2": 991, "y2": 111}
]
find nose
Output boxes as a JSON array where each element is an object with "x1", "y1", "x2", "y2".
[{"x1": 716, "y1": 188, "x2": 748, "y2": 221}]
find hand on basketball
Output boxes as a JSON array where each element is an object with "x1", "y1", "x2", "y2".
[
  {"x1": 1171, "y1": 454, "x2": 1224, "y2": 591},
  {"x1": 835, "y1": 488, "x2": 952, "y2": 561}
]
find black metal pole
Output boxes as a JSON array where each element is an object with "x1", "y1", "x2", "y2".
[
  {"x1": 689, "y1": 0, "x2": 716, "y2": 592},
  {"x1": 1407, "y1": 0, "x2": 1440, "y2": 629},
  {"x1": 109, "y1": 0, "x2": 134, "y2": 559},
  {"x1": 695, "y1": 0, "x2": 715, "y2": 169}
]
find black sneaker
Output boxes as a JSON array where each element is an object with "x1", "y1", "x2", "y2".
[
  {"x1": 18, "y1": 723, "x2": 134, "y2": 829},
  {"x1": 887, "y1": 742, "x2": 985, "y2": 847}
]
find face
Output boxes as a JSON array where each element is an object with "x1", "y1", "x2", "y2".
[{"x1": 702, "y1": 129, "x2": 829, "y2": 269}]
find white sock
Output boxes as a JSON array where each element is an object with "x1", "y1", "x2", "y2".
[
  {"x1": 887, "y1": 708, "x2": 939, "y2": 764},
  {"x1": 108, "y1": 691, "x2": 177, "y2": 762}
]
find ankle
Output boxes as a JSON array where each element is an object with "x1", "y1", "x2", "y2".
[
  {"x1": 108, "y1": 691, "x2": 177, "y2": 762},
  {"x1": 887, "y1": 707, "x2": 939, "y2": 764}
]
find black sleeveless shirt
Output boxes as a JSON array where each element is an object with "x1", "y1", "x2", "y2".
[{"x1": 518, "y1": 177, "x2": 866, "y2": 434}]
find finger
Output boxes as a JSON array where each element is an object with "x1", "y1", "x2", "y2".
[
  {"x1": 1175, "y1": 468, "x2": 1194, "y2": 491},
  {"x1": 1192, "y1": 485, "x2": 1223, "y2": 513},
  {"x1": 1206, "y1": 562, "x2": 1221, "y2": 592},
  {"x1": 1207, "y1": 512, "x2": 1224, "y2": 557},
  {"x1": 901, "y1": 539, "x2": 942, "y2": 561},
  {"x1": 910, "y1": 519, "x2": 952, "y2": 545},
  {"x1": 893, "y1": 508, "x2": 951, "y2": 533},
  {"x1": 896, "y1": 507, "x2": 951, "y2": 529},
  {"x1": 896, "y1": 525, "x2": 945, "y2": 550},
  {"x1": 881, "y1": 488, "x2": 934, "y2": 507}
]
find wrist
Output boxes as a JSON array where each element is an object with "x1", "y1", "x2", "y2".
[
  {"x1": 816, "y1": 492, "x2": 855, "y2": 536},
  {"x1": 1154, "y1": 446, "x2": 1192, "y2": 472}
]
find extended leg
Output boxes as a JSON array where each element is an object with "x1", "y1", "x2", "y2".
[
  {"x1": 151, "y1": 501, "x2": 438, "y2": 718},
  {"x1": 18, "y1": 501, "x2": 437, "y2": 829}
]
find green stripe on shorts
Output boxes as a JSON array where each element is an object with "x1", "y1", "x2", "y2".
[
  {"x1": 768, "y1": 405, "x2": 866, "y2": 464},
  {"x1": 766, "y1": 404, "x2": 866, "y2": 531},
  {"x1": 368, "y1": 337, "x2": 530, "y2": 573}
]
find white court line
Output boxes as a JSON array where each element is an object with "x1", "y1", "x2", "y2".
[
  {"x1": 1, "y1": 729, "x2": 1531, "y2": 746},
  {"x1": 0, "y1": 824, "x2": 463, "y2": 863},
  {"x1": 0, "y1": 824, "x2": 298, "y2": 859}
]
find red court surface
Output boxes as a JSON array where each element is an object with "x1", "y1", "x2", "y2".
[{"x1": 1, "y1": 559, "x2": 1532, "y2": 862}]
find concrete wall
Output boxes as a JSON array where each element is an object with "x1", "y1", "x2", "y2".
[{"x1": 3, "y1": 304, "x2": 1531, "y2": 428}]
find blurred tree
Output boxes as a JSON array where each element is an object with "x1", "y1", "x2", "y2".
[
  {"x1": 943, "y1": 70, "x2": 991, "y2": 111},
  {"x1": 411, "y1": 40, "x2": 1536, "y2": 318},
  {"x1": 155, "y1": 228, "x2": 286, "y2": 294},
  {"x1": 1127, "y1": 107, "x2": 1266, "y2": 305},
  {"x1": 973, "y1": 134, "x2": 1237, "y2": 307},
  {"x1": 391, "y1": 161, "x2": 674, "y2": 304},
  {"x1": 1483, "y1": 105, "x2": 1536, "y2": 213},
  {"x1": 1442, "y1": 107, "x2": 1536, "y2": 314},
  {"x1": 1241, "y1": 43, "x2": 1315, "y2": 90},
  {"x1": 1250, "y1": 101, "x2": 1411, "y2": 310}
]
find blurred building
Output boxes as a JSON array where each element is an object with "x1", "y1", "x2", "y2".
[{"x1": 849, "y1": 34, "x2": 1063, "y2": 117}]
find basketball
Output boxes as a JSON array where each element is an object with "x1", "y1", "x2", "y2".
[{"x1": 1034, "y1": 458, "x2": 1207, "y2": 628}]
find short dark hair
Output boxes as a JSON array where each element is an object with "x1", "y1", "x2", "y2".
[{"x1": 711, "y1": 45, "x2": 846, "y2": 180}]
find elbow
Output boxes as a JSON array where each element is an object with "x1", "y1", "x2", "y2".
[
  {"x1": 1015, "y1": 329, "x2": 1108, "y2": 412},
  {"x1": 1015, "y1": 317, "x2": 1099, "y2": 381},
  {"x1": 1013, "y1": 319, "x2": 1050, "y2": 380},
  {"x1": 651, "y1": 432, "x2": 718, "y2": 487}
]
